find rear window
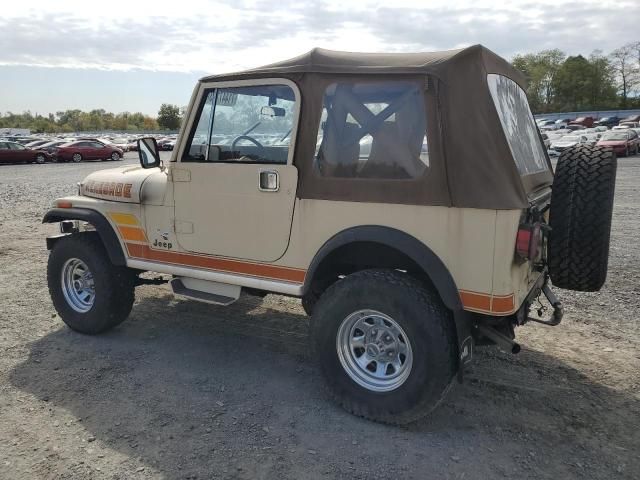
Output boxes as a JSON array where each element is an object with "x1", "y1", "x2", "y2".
[{"x1": 487, "y1": 74, "x2": 549, "y2": 176}]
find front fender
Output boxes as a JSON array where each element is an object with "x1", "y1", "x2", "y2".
[{"x1": 42, "y1": 207, "x2": 126, "y2": 266}]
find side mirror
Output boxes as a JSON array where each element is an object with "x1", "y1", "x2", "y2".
[
  {"x1": 137, "y1": 137, "x2": 161, "y2": 169},
  {"x1": 260, "y1": 106, "x2": 286, "y2": 117}
]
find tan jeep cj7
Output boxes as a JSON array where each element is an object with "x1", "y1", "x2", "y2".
[{"x1": 44, "y1": 45, "x2": 617, "y2": 424}]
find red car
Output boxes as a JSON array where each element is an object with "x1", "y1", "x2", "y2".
[
  {"x1": 0, "y1": 141, "x2": 52, "y2": 164},
  {"x1": 53, "y1": 140, "x2": 124, "y2": 163},
  {"x1": 569, "y1": 116, "x2": 594, "y2": 128},
  {"x1": 597, "y1": 130, "x2": 640, "y2": 156}
]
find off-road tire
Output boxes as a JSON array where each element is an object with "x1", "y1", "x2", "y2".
[
  {"x1": 310, "y1": 269, "x2": 457, "y2": 425},
  {"x1": 548, "y1": 145, "x2": 617, "y2": 291},
  {"x1": 47, "y1": 233, "x2": 135, "y2": 334}
]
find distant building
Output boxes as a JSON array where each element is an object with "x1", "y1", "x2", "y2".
[{"x1": 0, "y1": 128, "x2": 31, "y2": 136}]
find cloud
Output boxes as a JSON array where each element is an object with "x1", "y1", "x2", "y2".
[{"x1": 0, "y1": 0, "x2": 638, "y2": 74}]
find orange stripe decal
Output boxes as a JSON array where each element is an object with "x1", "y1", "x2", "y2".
[
  {"x1": 459, "y1": 290, "x2": 492, "y2": 312},
  {"x1": 118, "y1": 226, "x2": 147, "y2": 242},
  {"x1": 125, "y1": 243, "x2": 306, "y2": 283},
  {"x1": 459, "y1": 290, "x2": 515, "y2": 314},
  {"x1": 491, "y1": 294, "x2": 516, "y2": 314}
]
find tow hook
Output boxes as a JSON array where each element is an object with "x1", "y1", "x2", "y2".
[{"x1": 528, "y1": 284, "x2": 564, "y2": 326}]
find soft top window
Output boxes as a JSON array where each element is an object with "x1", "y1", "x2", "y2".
[
  {"x1": 314, "y1": 80, "x2": 429, "y2": 180},
  {"x1": 487, "y1": 74, "x2": 549, "y2": 176}
]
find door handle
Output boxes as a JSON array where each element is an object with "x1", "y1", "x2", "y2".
[{"x1": 259, "y1": 170, "x2": 279, "y2": 192}]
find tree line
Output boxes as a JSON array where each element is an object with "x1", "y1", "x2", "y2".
[
  {"x1": 512, "y1": 41, "x2": 640, "y2": 114},
  {"x1": 0, "y1": 103, "x2": 183, "y2": 133}
]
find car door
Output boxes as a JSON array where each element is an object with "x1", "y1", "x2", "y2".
[
  {"x1": 172, "y1": 80, "x2": 300, "y2": 262},
  {"x1": 0, "y1": 142, "x2": 10, "y2": 163},
  {"x1": 8, "y1": 142, "x2": 31, "y2": 162}
]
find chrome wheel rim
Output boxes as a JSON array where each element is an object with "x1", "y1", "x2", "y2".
[
  {"x1": 72, "y1": 153, "x2": 82, "y2": 162},
  {"x1": 111, "y1": 152, "x2": 119, "y2": 160},
  {"x1": 336, "y1": 309, "x2": 413, "y2": 392},
  {"x1": 61, "y1": 258, "x2": 95, "y2": 313},
  {"x1": 36, "y1": 154, "x2": 45, "y2": 163}
]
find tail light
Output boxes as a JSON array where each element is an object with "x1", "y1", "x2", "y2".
[{"x1": 516, "y1": 223, "x2": 542, "y2": 260}]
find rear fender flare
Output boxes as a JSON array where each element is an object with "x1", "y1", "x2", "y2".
[{"x1": 304, "y1": 226, "x2": 462, "y2": 312}]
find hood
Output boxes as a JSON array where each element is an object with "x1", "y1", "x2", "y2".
[
  {"x1": 597, "y1": 140, "x2": 626, "y2": 146},
  {"x1": 80, "y1": 165, "x2": 165, "y2": 204},
  {"x1": 551, "y1": 141, "x2": 578, "y2": 148}
]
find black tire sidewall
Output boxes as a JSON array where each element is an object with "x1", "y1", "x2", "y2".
[
  {"x1": 311, "y1": 270, "x2": 455, "y2": 422},
  {"x1": 48, "y1": 234, "x2": 133, "y2": 334}
]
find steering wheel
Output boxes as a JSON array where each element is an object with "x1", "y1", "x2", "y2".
[{"x1": 231, "y1": 135, "x2": 266, "y2": 159}]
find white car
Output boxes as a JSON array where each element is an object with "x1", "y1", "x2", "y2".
[{"x1": 549, "y1": 134, "x2": 589, "y2": 156}]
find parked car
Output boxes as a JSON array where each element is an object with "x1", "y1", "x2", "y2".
[
  {"x1": 618, "y1": 121, "x2": 639, "y2": 129},
  {"x1": 540, "y1": 132, "x2": 551, "y2": 149},
  {"x1": 0, "y1": 141, "x2": 52, "y2": 164},
  {"x1": 594, "y1": 126, "x2": 609, "y2": 132},
  {"x1": 24, "y1": 139, "x2": 50, "y2": 148},
  {"x1": 619, "y1": 115, "x2": 640, "y2": 124},
  {"x1": 597, "y1": 130, "x2": 640, "y2": 156},
  {"x1": 127, "y1": 139, "x2": 139, "y2": 151},
  {"x1": 550, "y1": 134, "x2": 589, "y2": 154},
  {"x1": 106, "y1": 137, "x2": 131, "y2": 152},
  {"x1": 583, "y1": 133, "x2": 600, "y2": 146},
  {"x1": 53, "y1": 140, "x2": 124, "y2": 163},
  {"x1": 35, "y1": 140, "x2": 75, "y2": 156},
  {"x1": 569, "y1": 116, "x2": 594, "y2": 128},
  {"x1": 594, "y1": 116, "x2": 619, "y2": 128},
  {"x1": 566, "y1": 124, "x2": 586, "y2": 131}
]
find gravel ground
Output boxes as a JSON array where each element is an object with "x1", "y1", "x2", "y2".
[{"x1": 0, "y1": 152, "x2": 639, "y2": 479}]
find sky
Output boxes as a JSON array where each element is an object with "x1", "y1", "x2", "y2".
[{"x1": 1, "y1": 0, "x2": 638, "y2": 116}]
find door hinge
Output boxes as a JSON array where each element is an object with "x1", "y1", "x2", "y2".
[
  {"x1": 174, "y1": 220, "x2": 194, "y2": 234},
  {"x1": 171, "y1": 168, "x2": 191, "y2": 182}
]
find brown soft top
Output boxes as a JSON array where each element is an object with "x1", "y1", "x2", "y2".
[
  {"x1": 201, "y1": 45, "x2": 526, "y2": 88},
  {"x1": 199, "y1": 45, "x2": 550, "y2": 210}
]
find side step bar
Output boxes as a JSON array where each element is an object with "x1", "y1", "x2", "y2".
[{"x1": 170, "y1": 277, "x2": 239, "y2": 306}]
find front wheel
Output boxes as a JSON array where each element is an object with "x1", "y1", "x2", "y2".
[
  {"x1": 47, "y1": 233, "x2": 135, "y2": 334},
  {"x1": 310, "y1": 269, "x2": 457, "y2": 425},
  {"x1": 110, "y1": 152, "x2": 121, "y2": 161},
  {"x1": 72, "y1": 153, "x2": 82, "y2": 163},
  {"x1": 35, "y1": 153, "x2": 46, "y2": 164}
]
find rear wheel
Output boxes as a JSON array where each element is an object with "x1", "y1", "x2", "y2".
[
  {"x1": 548, "y1": 145, "x2": 617, "y2": 291},
  {"x1": 35, "y1": 153, "x2": 46, "y2": 164},
  {"x1": 72, "y1": 153, "x2": 82, "y2": 163},
  {"x1": 310, "y1": 269, "x2": 457, "y2": 425},
  {"x1": 47, "y1": 233, "x2": 135, "y2": 334}
]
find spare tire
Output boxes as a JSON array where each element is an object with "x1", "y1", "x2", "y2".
[{"x1": 548, "y1": 145, "x2": 617, "y2": 291}]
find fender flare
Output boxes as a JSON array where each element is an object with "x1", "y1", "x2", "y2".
[
  {"x1": 42, "y1": 207, "x2": 126, "y2": 266},
  {"x1": 303, "y1": 225, "x2": 463, "y2": 312}
]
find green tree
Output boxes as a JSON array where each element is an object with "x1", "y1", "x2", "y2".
[
  {"x1": 157, "y1": 104, "x2": 181, "y2": 130},
  {"x1": 512, "y1": 49, "x2": 565, "y2": 113}
]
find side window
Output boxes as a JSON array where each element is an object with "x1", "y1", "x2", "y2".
[
  {"x1": 0, "y1": 142, "x2": 8, "y2": 150},
  {"x1": 183, "y1": 84, "x2": 297, "y2": 164},
  {"x1": 314, "y1": 81, "x2": 429, "y2": 179},
  {"x1": 9, "y1": 143, "x2": 25, "y2": 150},
  {"x1": 91, "y1": 142, "x2": 105, "y2": 148}
]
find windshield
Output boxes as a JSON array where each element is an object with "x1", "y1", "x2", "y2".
[
  {"x1": 601, "y1": 132, "x2": 627, "y2": 141},
  {"x1": 487, "y1": 74, "x2": 549, "y2": 176}
]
